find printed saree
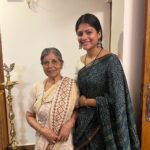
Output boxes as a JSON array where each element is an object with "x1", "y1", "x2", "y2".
[
  {"x1": 73, "y1": 54, "x2": 140, "y2": 150},
  {"x1": 32, "y1": 77, "x2": 78, "y2": 150}
]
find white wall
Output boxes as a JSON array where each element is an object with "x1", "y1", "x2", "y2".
[
  {"x1": 0, "y1": 0, "x2": 110, "y2": 145},
  {"x1": 123, "y1": 0, "x2": 146, "y2": 134}
]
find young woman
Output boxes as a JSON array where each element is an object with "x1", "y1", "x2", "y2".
[{"x1": 73, "y1": 13, "x2": 140, "y2": 150}]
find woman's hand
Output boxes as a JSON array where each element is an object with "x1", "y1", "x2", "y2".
[
  {"x1": 40, "y1": 127, "x2": 58, "y2": 144},
  {"x1": 58, "y1": 110, "x2": 77, "y2": 142},
  {"x1": 26, "y1": 111, "x2": 58, "y2": 144},
  {"x1": 79, "y1": 96, "x2": 97, "y2": 107},
  {"x1": 79, "y1": 95, "x2": 87, "y2": 107},
  {"x1": 58, "y1": 120, "x2": 73, "y2": 142}
]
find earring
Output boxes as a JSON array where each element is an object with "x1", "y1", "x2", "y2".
[
  {"x1": 79, "y1": 43, "x2": 82, "y2": 49},
  {"x1": 97, "y1": 40, "x2": 102, "y2": 48}
]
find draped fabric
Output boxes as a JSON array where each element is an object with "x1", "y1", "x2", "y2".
[
  {"x1": 29, "y1": 77, "x2": 78, "y2": 150},
  {"x1": 73, "y1": 54, "x2": 140, "y2": 150}
]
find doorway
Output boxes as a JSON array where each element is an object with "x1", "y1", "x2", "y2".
[{"x1": 141, "y1": 0, "x2": 150, "y2": 149}]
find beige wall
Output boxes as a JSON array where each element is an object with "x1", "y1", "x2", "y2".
[
  {"x1": 123, "y1": 0, "x2": 146, "y2": 135},
  {"x1": 111, "y1": 0, "x2": 124, "y2": 61}
]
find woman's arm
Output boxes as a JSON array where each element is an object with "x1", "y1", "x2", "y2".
[
  {"x1": 79, "y1": 95, "x2": 96, "y2": 107},
  {"x1": 26, "y1": 111, "x2": 58, "y2": 144},
  {"x1": 26, "y1": 111, "x2": 42, "y2": 132},
  {"x1": 58, "y1": 109, "x2": 78, "y2": 141}
]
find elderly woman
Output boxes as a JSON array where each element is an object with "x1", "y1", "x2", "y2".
[{"x1": 26, "y1": 47, "x2": 78, "y2": 150}]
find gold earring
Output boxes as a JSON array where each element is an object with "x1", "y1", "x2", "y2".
[{"x1": 97, "y1": 40, "x2": 102, "y2": 48}]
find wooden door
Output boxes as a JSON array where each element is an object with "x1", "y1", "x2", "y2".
[
  {"x1": 141, "y1": 0, "x2": 150, "y2": 149},
  {"x1": 0, "y1": 33, "x2": 9, "y2": 149}
]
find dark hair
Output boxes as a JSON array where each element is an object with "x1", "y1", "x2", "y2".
[
  {"x1": 75, "y1": 13, "x2": 103, "y2": 41},
  {"x1": 40, "y1": 47, "x2": 64, "y2": 65}
]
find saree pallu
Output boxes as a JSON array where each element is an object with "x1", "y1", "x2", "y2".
[
  {"x1": 73, "y1": 54, "x2": 140, "y2": 150},
  {"x1": 33, "y1": 77, "x2": 78, "y2": 150}
]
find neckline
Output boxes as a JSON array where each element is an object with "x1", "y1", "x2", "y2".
[
  {"x1": 84, "y1": 48, "x2": 103, "y2": 67},
  {"x1": 84, "y1": 52, "x2": 112, "y2": 68},
  {"x1": 43, "y1": 77, "x2": 63, "y2": 92},
  {"x1": 78, "y1": 53, "x2": 113, "y2": 74}
]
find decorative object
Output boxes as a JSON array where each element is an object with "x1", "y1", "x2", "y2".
[
  {"x1": 0, "y1": 63, "x2": 18, "y2": 150},
  {"x1": 26, "y1": 0, "x2": 38, "y2": 10}
]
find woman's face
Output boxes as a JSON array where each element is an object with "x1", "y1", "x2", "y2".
[
  {"x1": 42, "y1": 52, "x2": 62, "y2": 79},
  {"x1": 77, "y1": 23, "x2": 101, "y2": 51}
]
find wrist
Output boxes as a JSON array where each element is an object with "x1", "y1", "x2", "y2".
[
  {"x1": 37, "y1": 124, "x2": 44, "y2": 133},
  {"x1": 84, "y1": 97, "x2": 88, "y2": 107},
  {"x1": 68, "y1": 118, "x2": 75, "y2": 128}
]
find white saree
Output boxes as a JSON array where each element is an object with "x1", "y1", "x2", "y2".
[{"x1": 28, "y1": 77, "x2": 78, "y2": 150}]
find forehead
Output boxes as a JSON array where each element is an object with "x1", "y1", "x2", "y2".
[
  {"x1": 43, "y1": 52, "x2": 59, "y2": 60},
  {"x1": 77, "y1": 23, "x2": 95, "y2": 32}
]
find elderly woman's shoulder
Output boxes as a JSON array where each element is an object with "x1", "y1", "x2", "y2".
[{"x1": 31, "y1": 80, "x2": 45, "y2": 89}]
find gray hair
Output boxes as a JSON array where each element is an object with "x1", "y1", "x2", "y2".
[{"x1": 40, "y1": 47, "x2": 64, "y2": 64}]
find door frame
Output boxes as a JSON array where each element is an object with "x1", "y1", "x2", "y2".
[{"x1": 141, "y1": 0, "x2": 150, "y2": 149}]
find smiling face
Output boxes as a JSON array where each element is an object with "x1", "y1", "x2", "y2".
[
  {"x1": 42, "y1": 52, "x2": 62, "y2": 79},
  {"x1": 77, "y1": 23, "x2": 101, "y2": 51}
]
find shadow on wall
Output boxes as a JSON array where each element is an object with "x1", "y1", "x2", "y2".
[{"x1": 118, "y1": 32, "x2": 123, "y2": 61}]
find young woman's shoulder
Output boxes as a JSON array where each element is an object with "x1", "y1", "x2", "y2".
[
  {"x1": 100, "y1": 49, "x2": 119, "y2": 61},
  {"x1": 100, "y1": 49, "x2": 110, "y2": 56}
]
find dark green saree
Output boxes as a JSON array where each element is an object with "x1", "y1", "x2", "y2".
[{"x1": 73, "y1": 54, "x2": 140, "y2": 150}]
